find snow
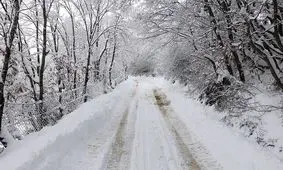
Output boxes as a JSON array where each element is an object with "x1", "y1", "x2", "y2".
[
  {"x1": 137, "y1": 77, "x2": 283, "y2": 170},
  {"x1": 130, "y1": 82, "x2": 185, "y2": 170},
  {"x1": 0, "y1": 76, "x2": 283, "y2": 170},
  {"x1": 163, "y1": 82, "x2": 283, "y2": 170},
  {"x1": 253, "y1": 90, "x2": 283, "y2": 160},
  {"x1": 0, "y1": 78, "x2": 136, "y2": 170}
]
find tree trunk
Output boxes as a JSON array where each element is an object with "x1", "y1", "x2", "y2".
[
  {"x1": 248, "y1": 22, "x2": 283, "y2": 89},
  {"x1": 95, "y1": 39, "x2": 109, "y2": 82},
  {"x1": 0, "y1": 0, "x2": 21, "y2": 134},
  {"x1": 35, "y1": 0, "x2": 40, "y2": 76},
  {"x1": 204, "y1": 0, "x2": 234, "y2": 76},
  {"x1": 272, "y1": 0, "x2": 283, "y2": 52},
  {"x1": 220, "y1": 0, "x2": 245, "y2": 82},
  {"x1": 71, "y1": 15, "x2": 77, "y2": 95},
  {"x1": 58, "y1": 77, "x2": 64, "y2": 116},
  {"x1": 38, "y1": 0, "x2": 49, "y2": 127},
  {"x1": 83, "y1": 47, "x2": 92, "y2": 102},
  {"x1": 109, "y1": 41, "x2": 117, "y2": 88}
]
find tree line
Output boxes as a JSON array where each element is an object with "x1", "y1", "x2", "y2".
[
  {"x1": 0, "y1": 0, "x2": 131, "y2": 142},
  {"x1": 139, "y1": 0, "x2": 283, "y2": 88}
]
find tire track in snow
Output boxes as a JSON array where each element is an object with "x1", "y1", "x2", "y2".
[
  {"x1": 154, "y1": 89, "x2": 200, "y2": 170},
  {"x1": 102, "y1": 82, "x2": 139, "y2": 170},
  {"x1": 106, "y1": 107, "x2": 129, "y2": 169},
  {"x1": 153, "y1": 89, "x2": 222, "y2": 170},
  {"x1": 18, "y1": 84, "x2": 139, "y2": 170}
]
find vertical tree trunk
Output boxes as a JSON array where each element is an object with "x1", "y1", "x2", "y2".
[
  {"x1": 35, "y1": 0, "x2": 40, "y2": 76},
  {"x1": 38, "y1": 0, "x2": 48, "y2": 127},
  {"x1": 103, "y1": 50, "x2": 109, "y2": 94},
  {"x1": 51, "y1": 14, "x2": 64, "y2": 118},
  {"x1": 272, "y1": 0, "x2": 283, "y2": 52},
  {"x1": 94, "y1": 5, "x2": 101, "y2": 82},
  {"x1": 58, "y1": 77, "x2": 64, "y2": 116},
  {"x1": 83, "y1": 47, "x2": 92, "y2": 102},
  {"x1": 204, "y1": 0, "x2": 234, "y2": 76},
  {"x1": 109, "y1": 41, "x2": 117, "y2": 88},
  {"x1": 220, "y1": 0, "x2": 245, "y2": 82},
  {"x1": 70, "y1": 14, "x2": 77, "y2": 95},
  {"x1": 0, "y1": 0, "x2": 21, "y2": 134},
  {"x1": 264, "y1": 54, "x2": 283, "y2": 89},
  {"x1": 232, "y1": 50, "x2": 245, "y2": 82}
]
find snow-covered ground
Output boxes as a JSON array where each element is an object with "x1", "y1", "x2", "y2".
[{"x1": 0, "y1": 77, "x2": 282, "y2": 170}]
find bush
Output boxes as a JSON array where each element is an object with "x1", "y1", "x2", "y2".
[{"x1": 199, "y1": 76, "x2": 251, "y2": 113}]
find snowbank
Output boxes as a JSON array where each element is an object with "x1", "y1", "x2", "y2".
[
  {"x1": 0, "y1": 78, "x2": 136, "y2": 170},
  {"x1": 130, "y1": 76, "x2": 283, "y2": 169},
  {"x1": 163, "y1": 80, "x2": 283, "y2": 170}
]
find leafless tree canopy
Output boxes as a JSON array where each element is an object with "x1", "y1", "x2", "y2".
[{"x1": 0, "y1": 0, "x2": 283, "y2": 152}]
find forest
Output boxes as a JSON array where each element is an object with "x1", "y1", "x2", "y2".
[{"x1": 0, "y1": 0, "x2": 282, "y2": 156}]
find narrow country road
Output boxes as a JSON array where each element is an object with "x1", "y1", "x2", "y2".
[
  {"x1": 2, "y1": 77, "x2": 282, "y2": 170},
  {"x1": 17, "y1": 78, "x2": 221, "y2": 170}
]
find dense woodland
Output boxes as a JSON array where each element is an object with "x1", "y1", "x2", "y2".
[
  {"x1": 0, "y1": 0, "x2": 283, "y2": 152},
  {"x1": 0, "y1": 0, "x2": 134, "y2": 143}
]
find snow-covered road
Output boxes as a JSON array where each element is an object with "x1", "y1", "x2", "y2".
[{"x1": 1, "y1": 77, "x2": 283, "y2": 170}]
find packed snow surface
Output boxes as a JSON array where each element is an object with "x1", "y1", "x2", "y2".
[{"x1": 0, "y1": 77, "x2": 282, "y2": 170}]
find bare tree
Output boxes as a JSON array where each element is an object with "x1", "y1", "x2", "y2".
[
  {"x1": 37, "y1": 0, "x2": 55, "y2": 127},
  {"x1": 61, "y1": 0, "x2": 78, "y2": 92},
  {"x1": 0, "y1": 0, "x2": 21, "y2": 135},
  {"x1": 73, "y1": 0, "x2": 112, "y2": 102}
]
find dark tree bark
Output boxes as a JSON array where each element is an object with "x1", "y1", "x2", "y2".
[
  {"x1": 204, "y1": 56, "x2": 218, "y2": 77},
  {"x1": 272, "y1": 0, "x2": 283, "y2": 52},
  {"x1": 35, "y1": 0, "x2": 40, "y2": 76},
  {"x1": 71, "y1": 14, "x2": 77, "y2": 94},
  {"x1": 247, "y1": 20, "x2": 283, "y2": 89},
  {"x1": 51, "y1": 11, "x2": 64, "y2": 118},
  {"x1": 94, "y1": 39, "x2": 109, "y2": 82},
  {"x1": 0, "y1": 0, "x2": 21, "y2": 134},
  {"x1": 39, "y1": 0, "x2": 47, "y2": 104},
  {"x1": 83, "y1": 47, "x2": 92, "y2": 102},
  {"x1": 219, "y1": 0, "x2": 245, "y2": 82},
  {"x1": 204, "y1": 0, "x2": 234, "y2": 76},
  {"x1": 109, "y1": 41, "x2": 117, "y2": 88},
  {"x1": 38, "y1": 0, "x2": 54, "y2": 127},
  {"x1": 38, "y1": 0, "x2": 48, "y2": 127}
]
